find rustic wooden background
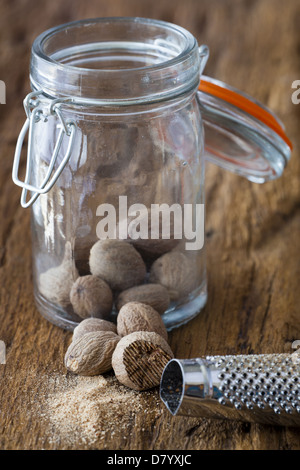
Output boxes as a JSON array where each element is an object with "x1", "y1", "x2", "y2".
[{"x1": 0, "y1": 0, "x2": 299, "y2": 450}]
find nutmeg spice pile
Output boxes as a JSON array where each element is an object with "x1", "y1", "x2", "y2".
[
  {"x1": 40, "y1": 237, "x2": 197, "y2": 320},
  {"x1": 65, "y1": 305, "x2": 174, "y2": 391},
  {"x1": 40, "y1": 237, "x2": 195, "y2": 390},
  {"x1": 43, "y1": 237, "x2": 193, "y2": 391}
]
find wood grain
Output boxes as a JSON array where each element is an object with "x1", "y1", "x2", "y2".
[{"x1": 0, "y1": 0, "x2": 299, "y2": 450}]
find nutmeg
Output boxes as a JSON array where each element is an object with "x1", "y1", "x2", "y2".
[
  {"x1": 89, "y1": 239, "x2": 146, "y2": 291},
  {"x1": 39, "y1": 241, "x2": 78, "y2": 308},
  {"x1": 112, "y1": 331, "x2": 174, "y2": 391},
  {"x1": 149, "y1": 251, "x2": 197, "y2": 301},
  {"x1": 70, "y1": 275, "x2": 113, "y2": 320},
  {"x1": 73, "y1": 318, "x2": 117, "y2": 342},
  {"x1": 65, "y1": 331, "x2": 120, "y2": 376},
  {"x1": 116, "y1": 284, "x2": 170, "y2": 315},
  {"x1": 117, "y1": 302, "x2": 168, "y2": 341}
]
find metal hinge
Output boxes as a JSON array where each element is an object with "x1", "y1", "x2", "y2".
[{"x1": 12, "y1": 90, "x2": 76, "y2": 208}]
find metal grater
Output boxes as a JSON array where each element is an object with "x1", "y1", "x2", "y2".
[{"x1": 160, "y1": 354, "x2": 300, "y2": 426}]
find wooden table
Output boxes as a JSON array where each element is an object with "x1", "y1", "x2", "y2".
[{"x1": 0, "y1": 0, "x2": 299, "y2": 450}]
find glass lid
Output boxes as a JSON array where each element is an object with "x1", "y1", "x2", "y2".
[{"x1": 198, "y1": 76, "x2": 292, "y2": 183}]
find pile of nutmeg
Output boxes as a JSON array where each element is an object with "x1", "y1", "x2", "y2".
[
  {"x1": 39, "y1": 237, "x2": 197, "y2": 317},
  {"x1": 64, "y1": 303, "x2": 174, "y2": 391},
  {"x1": 40, "y1": 237, "x2": 196, "y2": 390}
]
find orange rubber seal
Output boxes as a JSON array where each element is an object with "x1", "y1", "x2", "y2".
[{"x1": 199, "y1": 79, "x2": 293, "y2": 150}]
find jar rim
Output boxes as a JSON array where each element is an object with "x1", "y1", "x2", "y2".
[
  {"x1": 30, "y1": 17, "x2": 201, "y2": 104},
  {"x1": 33, "y1": 17, "x2": 197, "y2": 74}
]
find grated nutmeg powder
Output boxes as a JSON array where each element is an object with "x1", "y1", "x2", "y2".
[{"x1": 38, "y1": 372, "x2": 163, "y2": 447}]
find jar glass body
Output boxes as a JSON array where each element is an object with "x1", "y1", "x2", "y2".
[
  {"x1": 22, "y1": 18, "x2": 208, "y2": 330},
  {"x1": 30, "y1": 92, "x2": 207, "y2": 330}
]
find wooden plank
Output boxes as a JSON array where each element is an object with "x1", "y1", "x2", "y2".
[{"x1": 0, "y1": 0, "x2": 299, "y2": 450}]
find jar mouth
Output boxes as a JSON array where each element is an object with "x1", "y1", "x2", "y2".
[{"x1": 30, "y1": 17, "x2": 200, "y2": 104}]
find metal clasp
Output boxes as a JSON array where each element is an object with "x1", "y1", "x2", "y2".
[
  {"x1": 12, "y1": 91, "x2": 76, "y2": 208},
  {"x1": 198, "y1": 45, "x2": 209, "y2": 75}
]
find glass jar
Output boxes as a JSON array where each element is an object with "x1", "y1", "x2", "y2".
[{"x1": 12, "y1": 18, "x2": 292, "y2": 331}]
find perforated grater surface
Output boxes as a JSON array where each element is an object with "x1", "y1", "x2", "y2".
[{"x1": 160, "y1": 354, "x2": 300, "y2": 426}]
